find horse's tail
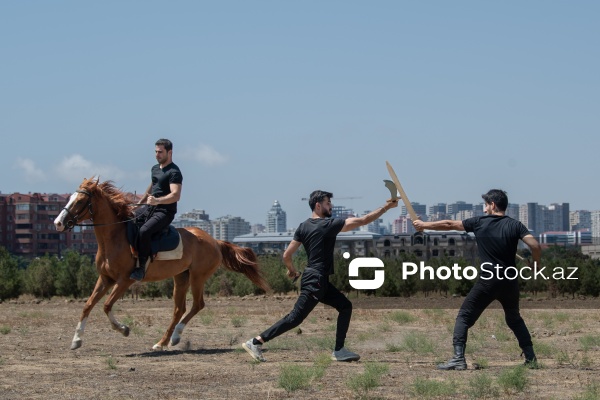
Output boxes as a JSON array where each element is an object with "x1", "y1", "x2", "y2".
[{"x1": 217, "y1": 240, "x2": 270, "y2": 292}]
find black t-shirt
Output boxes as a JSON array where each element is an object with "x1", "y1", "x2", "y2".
[
  {"x1": 293, "y1": 217, "x2": 346, "y2": 275},
  {"x1": 151, "y1": 162, "x2": 183, "y2": 213},
  {"x1": 462, "y1": 215, "x2": 531, "y2": 269}
]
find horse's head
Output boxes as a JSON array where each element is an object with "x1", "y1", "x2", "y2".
[{"x1": 54, "y1": 178, "x2": 98, "y2": 232}]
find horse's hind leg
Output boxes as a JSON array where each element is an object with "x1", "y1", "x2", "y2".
[
  {"x1": 168, "y1": 273, "x2": 207, "y2": 348},
  {"x1": 153, "y1": 271, "x2": 190, "y2": 350},
  {"x1": 71, "y1": 275, "x2": 114, "y2": 350}
]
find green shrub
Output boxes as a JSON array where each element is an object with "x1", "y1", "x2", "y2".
[
  {"x1": 347, "y1": 362, "x2": 389, "y2": 398},
  {"x1": 498, "y1": 365, "x2": 528, "y2": 393},
  {"x1": 0, "y1": 247, "x2": 21, "y2": 299},
  {"x1": 412, "y1": 377, "x2": 456, "y2": 398}
]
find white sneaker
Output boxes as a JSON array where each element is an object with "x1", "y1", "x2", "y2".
[
  {"x1": 242, "y1": 339, "x2": 266, "y2": 362},
  {"x1": 331, "y1": 347, "x2": 360, "y2": 362}
]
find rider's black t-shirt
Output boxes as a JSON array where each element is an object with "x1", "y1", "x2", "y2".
[
  {"x1": 293, "y1": 217, "x2": 346, "y2": 275},
  {"x1": 151, "y1": 162, "x2": 183, "y2": 213},
  {"x1": 462, "y1": 215, "x2": 531, "y2": 269}
]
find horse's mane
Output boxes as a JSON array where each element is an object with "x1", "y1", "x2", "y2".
[{"x1": 81, "y1": 178, "x2": 134, "y2": 220}]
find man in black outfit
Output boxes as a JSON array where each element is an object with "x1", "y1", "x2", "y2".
[
  {"x1": 130, "y1": 138, "x2": 183, "y2": 281},
  {"x1": 413, "y1": 189, "x2": 541, "y2": 370},
  {"x1": 242, "y1": 190, "x2": 397, "y2": 362}
]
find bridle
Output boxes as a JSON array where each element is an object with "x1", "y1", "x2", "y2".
[
  {"x1": 62, "y1": 190, "x2": 94, "y2": 230},
  {"x1": 62, "y1": 189, "x2": 139, "y2": 230}
]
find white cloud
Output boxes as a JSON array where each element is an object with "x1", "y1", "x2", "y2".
[
  {"x1": 16, "y1": 158, "x2": 46, "y2": 182},
  {"x1": 55, "y1": 154, "x2": 130, "y2": 183},
  {"x1": 181, "y1": 144, "x2": 227, "y2": 166}
]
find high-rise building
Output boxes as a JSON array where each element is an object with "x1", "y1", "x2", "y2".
[
  {"x1": 559, "y1": 203, "x2": 570, "y2": 231},
  {"x1": 401, "y1": 202, "x2": 427, "y2": 218},
  {"x1": 546, "y1": 203, "x2": 570, "y2": 231},
  {"x1": 570, "y1": 210, "x2": 592, "y2": 231},
  {"x1": 172, "y1": 209, "x2": 212, "y2": 234},
  {"x1": 520, "y1": 203, "x2": 545, "y2": 234},
  {"x1": 519, "y1": 202, "x2": 570, "y2": 234},
  {"x1": 591, "y1": 211, "x2": 600, "y2": 243},
  {"x1": 456, "y1": 210, "x2": 475, "y2": 220},
  {"x1": 212, "y1": 215, "x2": 251, "y2": 241},
  {"x1": 506, "y1": 203, "x2": 520, "y2": 220},
  {"x1": 178, "y1": 209, "x2": 210, "y2": 221},
  {"x1": 429, "y1": 203, "x2": 447, "y2": 214},
  {"x1": 359, "y1": 210, "x2": 381, "y2": 234},
  {"x1": 266, "y1": 200, "x2": 287, "y2": 233},
  {"x1": 332, "y1": 205, "x2": 355, "y2": 219},
  {"x1": 427, "y1": 203, "x2": 451, "y2": 221},
  {"x1": 447, "y1": 201, "x2": 473, "y2": 217},
  {"x1": 392, "y1": 216, "x2": 416, "y2": 234}
]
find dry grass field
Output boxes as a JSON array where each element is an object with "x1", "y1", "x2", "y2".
[{"x1": 1, "y1": 294, "x2": 599, "y2": 399}]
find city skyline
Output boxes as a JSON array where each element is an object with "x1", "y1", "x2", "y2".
[
  {"x1": 1, "y1": 186, "x2": 595, "y2": 230},
  {"x1": 2, "y1": 189, "x2": 597, "y2": 259}
]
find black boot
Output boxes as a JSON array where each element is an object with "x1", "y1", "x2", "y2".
[
  {"x1": 130, "y1": 257, "x2": 147, "y2": 281},
  {"x1": 521, "y1": 345, "x2": 538, "y2": 368},
  {"x1": 437, "y1": 345, "x2": 467, "y2": 370}
]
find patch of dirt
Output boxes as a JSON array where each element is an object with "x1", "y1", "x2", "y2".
[{"x1": 0, "y1": 294, "x2": 599, "y2": 399}]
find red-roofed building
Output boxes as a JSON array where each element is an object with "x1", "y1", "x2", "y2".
[{"x1": 0, "y1": 192, "x2": 98, "y2": 258}]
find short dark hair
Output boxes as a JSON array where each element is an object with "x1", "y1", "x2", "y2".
[
  {"x1": 481, "y1": 189, "x2": 508, "y2": 211},
  {"x1": 155, "y1": 139, "x2": 173, "y2": 152},
  {"x1": 308, "y1": 190, "x2": 333, "y2": 211}
]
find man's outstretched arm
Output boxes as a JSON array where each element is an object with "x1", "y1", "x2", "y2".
[
  {"x1": 413, "y1": 219, "x2": 465, "y2": 232},
  {"x1": 341, "y1": 199, "x2": 398, "y2": 232}
]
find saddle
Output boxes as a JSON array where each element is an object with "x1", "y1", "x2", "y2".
[{"x1": 126, "y1": 221, "x2": 183, "y2": 261}]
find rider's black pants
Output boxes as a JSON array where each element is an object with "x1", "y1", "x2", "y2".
[{"x1": 137, "y1": 207, "x2": 174, "y2": 263}]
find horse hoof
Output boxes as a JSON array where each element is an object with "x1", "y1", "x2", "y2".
[
  {"x1": 71, "y1": 339, "x2": 82, "y2": 350},
  {"x1": 152, "y1": 344, "x2": 167, "y2": 351},
  {"x1": 170, "y1": 337, "x2": 180, "y2": 346},
  {"x1": 122, "y1": 326, "x2": 130, "y2": 337}
]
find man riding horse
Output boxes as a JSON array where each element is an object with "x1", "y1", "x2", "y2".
[{"x1": 130, "y1": 138, "x2": 183, "y2": 281}]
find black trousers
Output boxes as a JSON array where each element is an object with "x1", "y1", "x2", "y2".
[
  {"x1": 137, "y1": 207, "x2": 174, "y2": 262},
  {"x1": 259, "y1": 268, "x2": 353, "y2": 351},
  {"x1": 453, "y1": 278, "x2": 533, "y2": 349}
]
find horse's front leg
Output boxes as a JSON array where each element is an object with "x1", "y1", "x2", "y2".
[
  {"x1": 102, "y1": 280, "x2": 134, "y2": 337},
  {"x1": 72, "y1": 275, "x2": 114, "y2": 350}
]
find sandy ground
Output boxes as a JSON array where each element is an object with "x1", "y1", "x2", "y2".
[{"x1": 1, "y1": 294, "x2": 599, "y2": 399}]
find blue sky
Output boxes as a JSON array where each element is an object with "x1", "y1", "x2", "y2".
[{"x1": 1, "y1": 1, "x2": 598, "y2": 229}]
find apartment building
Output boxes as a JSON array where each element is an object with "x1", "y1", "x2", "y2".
[
  {"x1": 212, "y1": 215, "x2": 251, "y2": 241},
  {"x1": 570, "y1": 210, "x2": 592, "y2": 231},
  {"x1": 172, "y1": 209, "x2": 213, "y2": 235},
  {"x1": 0, "y1": 192, "x2": 98, "y2": 257}
]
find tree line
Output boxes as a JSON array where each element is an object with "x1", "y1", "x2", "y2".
[{"x1": 1, "y1": 245, "x2": 599, "y2": 300}]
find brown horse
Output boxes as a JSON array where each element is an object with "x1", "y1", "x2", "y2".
[{"x1": 54, "y1": 178, "x2": 268, "y2": 351}]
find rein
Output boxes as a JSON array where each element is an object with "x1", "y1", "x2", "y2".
[
  {"x1": 63, "y1": 190, "x2": 142, "y2": 230},
  {"x1": 74, "y1": 217, "x2": 139, "y2": 228},
  {"x1": 75, "y1": 204, "x2": 145, "y2": 228}
]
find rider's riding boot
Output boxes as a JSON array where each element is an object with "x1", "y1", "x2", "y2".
[
  {"x1": 130, "y1": 257, "x2": 147, "y2": 281},
  {"x1": 521, "y1": 345, "x2": 538, "y2": 368},
  {"x1": 437, "y1": 344, "x2": 467, "y2": 370}
]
